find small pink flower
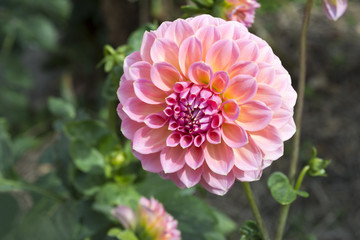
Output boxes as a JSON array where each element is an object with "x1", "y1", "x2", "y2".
[
  {"x1": 117, "y1": 15, "x2": 297, "y2": 195},
  {"x1": 224, "y1": 0, "x2": 260, "y2": 28},
  {"x1": 113, "y1": 197, "x2": 181, "y2": 240},
  {"x1": 322, "y1": 0, "x2": 347, "y2": 21}
]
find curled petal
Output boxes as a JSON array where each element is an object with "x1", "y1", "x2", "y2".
[
  {"x1": 204, "y1": 141, "x2": 234, "y2": 175},
  {"x1": 166, "y1": 132, "x2": 182, "y2": 147},
  {"x1": 210, "y1": 71, "x2": 229, "y2": 94},
  {"x1": 180, "y1": 134, "x2": 194, "y2": 148},
  {"x1": 206, "y1": 128, "x2": 222, "y2": 144},
  {"x1": 144, "y1": 112, "x2": 168, "y2": 129},
  {"x1": 221, "y1": 99, "x2": 240, "y2": 121},
  {"x1": 188, "y1": 62, "x2": 213, "y2": 86},
  {"x1": 221, "y1": 122, "x2": 248, "y2": 148}
]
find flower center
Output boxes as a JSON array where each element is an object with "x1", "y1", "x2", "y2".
[{"x1": 164, "y1": 83, "x2": 224, "y2": 148}]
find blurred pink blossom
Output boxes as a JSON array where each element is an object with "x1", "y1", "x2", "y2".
[
  {"x1": 322, "y1": 0, "x2": 347, "y2": 21},
  {"x1": 117, "y1": 14, "x2": 297, "y2": 195},
  {"x1": 224, "y1": 0, "x2": 260, "y2": 28},
  {"x1": 113, "y1": 197, "x2": 181, "y2": 240}
]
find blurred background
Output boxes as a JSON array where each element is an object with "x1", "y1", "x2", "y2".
[{"x1": 0, "y1": 0, "x2": 359, "y2": 239}]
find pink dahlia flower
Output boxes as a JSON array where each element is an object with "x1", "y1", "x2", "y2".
[
  {"x1": 117, "y1": 14, "x2": 297, "y2": 195},
  {"x1": 113, "y1": 197, "x2": 181, "y2": 240},
  {"x1": 322, "y1": 0, "x2": 347, "y2": 21},
  {"x1": 224, "y1": 0, "x2": 260, "y2": 28}
]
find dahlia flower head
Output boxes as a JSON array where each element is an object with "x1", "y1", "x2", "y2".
[
  {"x1": 113, "y1": 197, "x2": 181, "y2": 240},
  {"x1": 224, "y1": 0, "x2": 260, "y2": 28},
  {"x1": 117, "y1": 14, "x2": 297, "y2": 195}
]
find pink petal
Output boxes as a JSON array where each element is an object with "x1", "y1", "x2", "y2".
[
  {"x1": 189, "y1": 14, "x2": 224, "y2": 31},
  {"x1": 133, "y1": 126, "x2": 170, "y2": 154},
  {"x1": 133, "y1": 151, "x2": 163, "y2": 173},
  {"x1": 270, "y1": 101, "x2": 293, "y2": 128},
  {"x1": 195, "y1": 25, "x2": 221, "y2": 61},
  {"x1": 155, "y1": 21, "x2": 171, "y2": 38},
  {"x1": 204, "y1": 141, "x2": 234, "y2": 175},
  {"x1": 166, "y1": 132, "x2": 182, "y2": 147},
  {"x1": 205, "y1": 39, "x2": 240, "y2": 72},
  {"x1": 150, "y1": 38, "x2": 180, "y2": 70},
  {"x1": 124, "y1": 51, "x2": 141, "y2": 80},
  {"x1": 151, "y1": 62, "x2": 182, "y2": 92},
  {"x1": 180, "y1": 134, "x2": 194, "y2": 149},
  {"x1": 120, "y1": 112, "x2": 145, "y2": 140},
  {"x1": 194, "y1": 134, "x2": 206, "y2": 147},
  {"x1": 128, "y1": 61, "x2": 152, "y2": 80},
  {"x1": 210, "y1": 71, "x2": 229, "y2": 94},
  {"x1": 188, "y1": 62, "x2": 213, "y2": 86},
  {"x1": 118, "y1": 75, "x2": 135, "y2": 106},
  {"x1": 224, "y1": 75, "x2": 257, "y2": 104},
  {"x1": 221, "y1": 99, "x2": 240, "y2": 121},
  {"x1": 250, "y1": 125, "x2": 282, "y2": 152},
  {"x1": 123, "y1": 97, "x2": 165, "y2": 122},
  {"x1": 160, "y1": 146, "x2": 186, "y2": 173},
  {"x1": 206, "y1": 128, "x2": 222, "y2": 144},
  {"x1": 235, "y1": 39, "x2": 259, "y2": 61},
  {"x1": 140, "y1": 31, "x2": 156, "y2": 63},
  {"x1": 256, "y1": 62, "x2": 275, "y2": 85},
  {"x1": 322, "y1": 0, "x2": 348, "y2": 21},
  {"x1": 177, "y1": 165, "x2": 203, "y2": 188},
  {"x1": 201, "y1": 164, "x2": 235, "y2": 195},
  {"x1": 228, "y1": 61, "x2": 259, "y2": 79},
  {"x1": 233, "y1": 167, "x2": 262, "y2": 182},
  {"x1": 211, "y1": 114, "x2": 224, "y2": 129},
  {"x1": 216, "y1": 21, "x2": 249, "y2": 40},
  {"x1": 164, "y1": 19, "x2": 194, "y2": 46},
  {"x1": 113, "y1": 206, "x2": 136, "y2": 230},
  {"x1": 179, "y1": 36, "x2": 202, "y2": 77},
  {"x1": 221, "y1": 122, "x2": 248, "y2": 148},
  {"x1": 252, "y1": 83, "x2": 282, "y2": 112},
  {"x1": 262, "y1": 144, "x2": 284, "y2": 162},
  {"x1": 134, "y1": 79, "x2": 167, "y2": 104},
  {"x1": 144, "y1": 112, "x2": 168, "y2": 129},
  {"x1": 233, "y1": 136, "x2": 263, "y2": 171},
  {"x1": 237, "y1": 100, "x2": 272, "y2": 131},
  {"x1": 185, "y1": 145, "x2": 204, "y2": 170},
  {"x1": 276, "y1": 118, "x2": 296, "y2": 141},
  {"x1": 281, "y1": 81, "x2": 297, "y2": 108}
]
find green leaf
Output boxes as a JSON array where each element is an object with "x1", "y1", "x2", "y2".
[
  {"x1": 0, "y1": 119, "x2": 14, "y2": 178},
  {"x1": 127, "y1": 23, "x2": 158, "y2": 52},
  {"x1": 181, "y1": 5, "x2": 209, "y2": 16},
  {"x1": 296, "y1": 190, "x2": 309, "y2": 198},
  {"x1": 267, "y1": 172, "x2": 297, "y2": 205},
  {"x1": 192, "y1": 0, "x2": 214, "y2": 8},
  {"x1": 69, "y1": 140, "x2": 105, "y2": 174},
  {"x1": 48, "y1": 97, "x2": 75, "y2": 119},
  {"x1": 64, "y1": 120, "x2": 109, "y2": 147},
  {"x1": 239, "y1": 220, "x2": 262, "y2": 240},
  {"x1": 108, "y1": 228, "x2": 138, "y2": 240},
  {"x1": 212, "y1": 208, "x2": 237, "y2": 235},
  {"x1": 94, "y1": 183, "x2": 140, "y2": 217}
]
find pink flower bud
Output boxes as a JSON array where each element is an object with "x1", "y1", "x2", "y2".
[
  {"x1": 322, "y1": 0, "x2": 347, "y2": 21},
  {"x1": 112, "y1": 206, "x2": 137, "y2": 230}
]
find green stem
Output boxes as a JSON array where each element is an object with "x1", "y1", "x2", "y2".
[
  {"x1": 294, "y1": 165, "x2": 310, "y2": 191},
  {"x1": 242, "y1": 182, "x2": 270, "y2": 240},
  {"x1": 275, "y1": 0, "x2": 313, "y2": 239}
]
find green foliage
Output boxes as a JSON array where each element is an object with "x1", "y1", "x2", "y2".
[
  {"x1": 108, "y1": 228, "x2": 139, "y2": 240},
  {"x1": 240, "y1": 220, "x2": 262, "y2": 240},
  {"x1": 308, "y1": 147, "x2": 331, "y2": 177},
  {"x1": 267, "y1": 172, "x2": 308, "y2": 205},
  {"x1": 48, "y1": 97, "x2": 76, "y2": 119}
]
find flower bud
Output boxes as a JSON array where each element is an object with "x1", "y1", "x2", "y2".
[
  {"x1": 112, "y1": 206, "x2": 137, "y2": 230},
  {"x1": 308, "y1": 148, "x2": 331, "y2": 177},
  {"x1": 322, "y1": 0, "x2": 347, "y2": 21}
]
